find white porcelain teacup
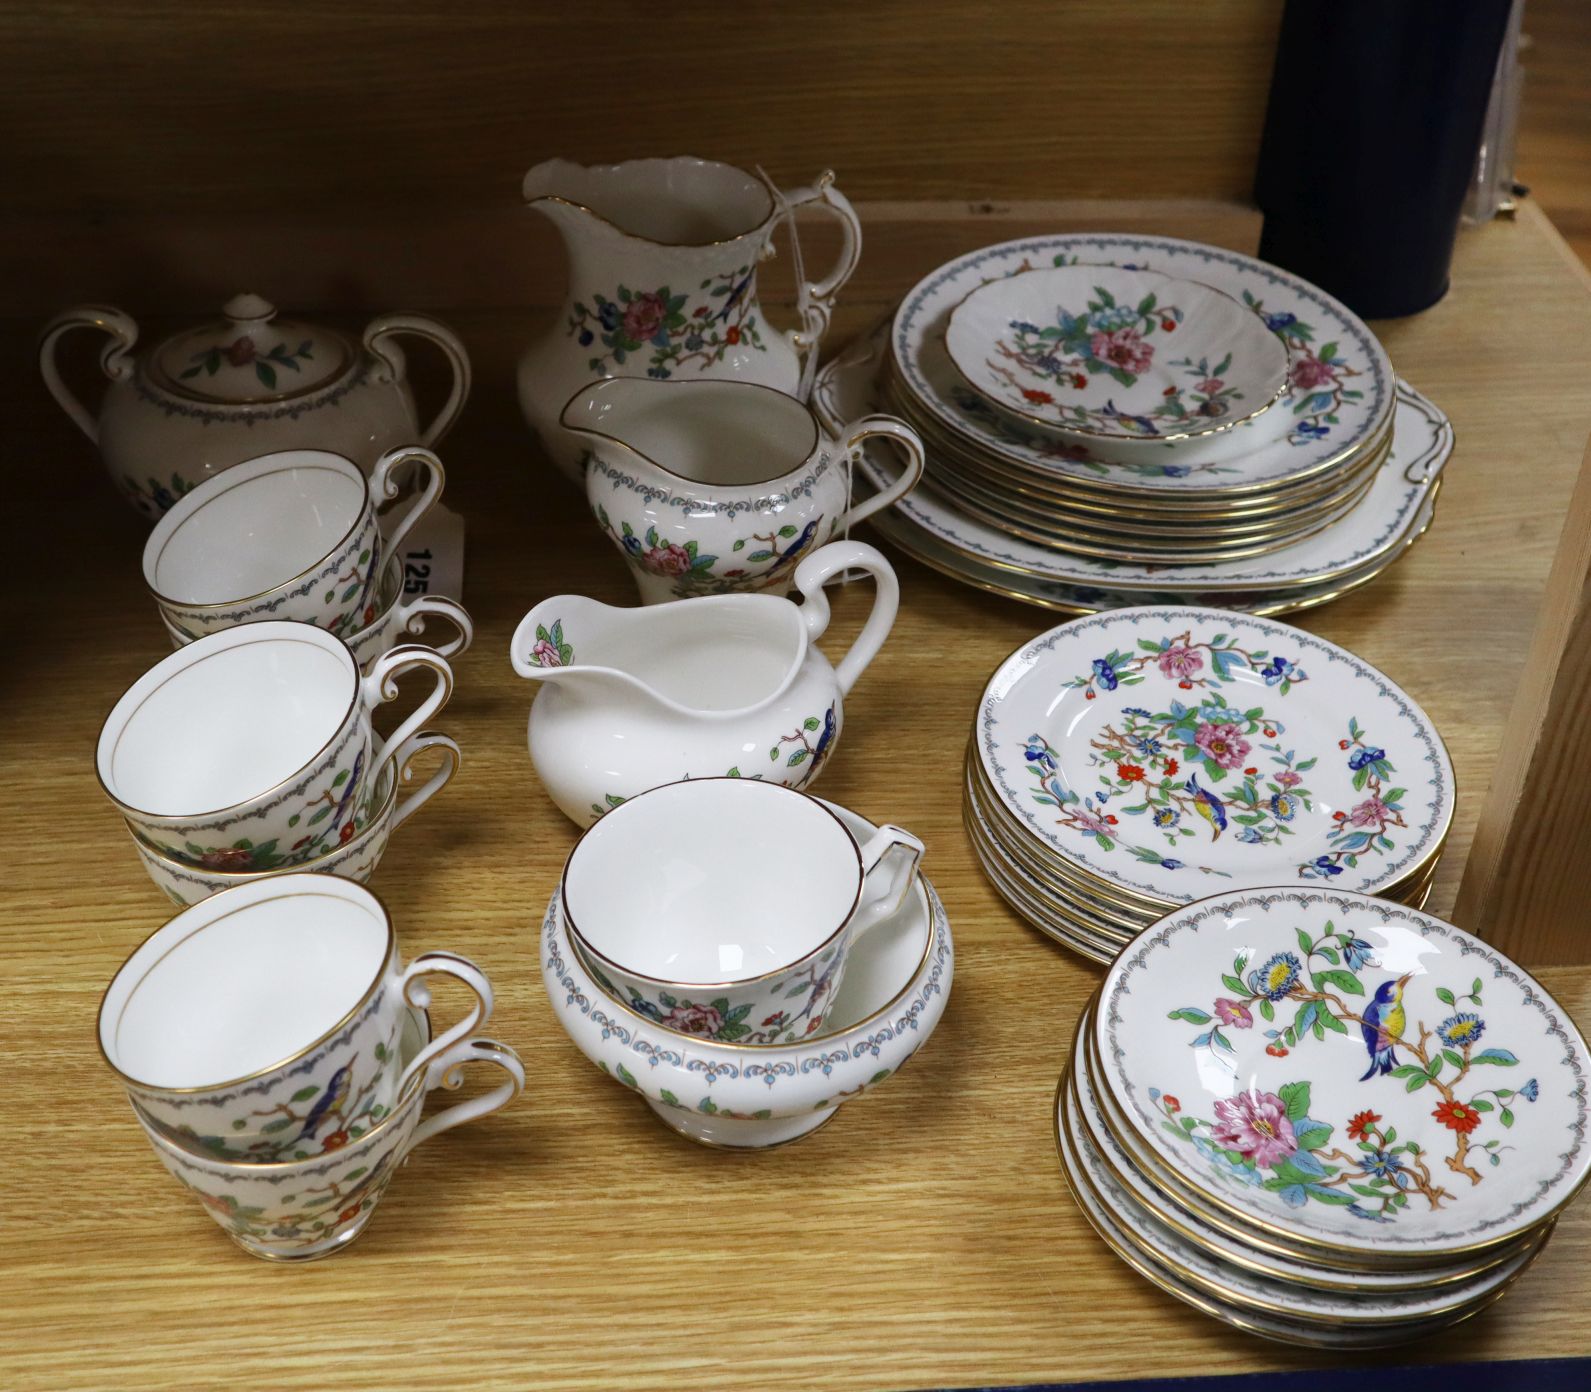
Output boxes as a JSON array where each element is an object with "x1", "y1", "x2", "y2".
[
  {"x1": 561, "y1": 779, "x2": 923, "y2": 1043},
  {"x1": 132, "y1": 731, "x2": 460, "y2": 905},
  {"x1": 97, "y1": 621, "x2": 452, "y2": 871},
  {"x1": 99, "y1": 874, "x2": 495, "y2": 1163},
  {"x1": 134, "y1": 1022, "x2": 523, "y2": 1261},
  {"x1": 145, "y1": 445, "x2": 443, "y2": 640},
  {"x1": 161, "y1": 554, "x2": 472, "y2": 673}
]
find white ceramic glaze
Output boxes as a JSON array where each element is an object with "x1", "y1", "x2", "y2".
[
  {"x1": 133, "y1": 731, "x2": 460, "y2": 905},
  {"x1": 147, "y1": 446, "x2": 444, "y2": 639},
  {"x1": 542, "y1": 801, "x2": 952, "y2": 1147},
  {"x1": 567, "y1": 375, "x2": 923, "y2": 602},
  {"x1": 517, "y1": 156, "x2": 862, "y2": 481},
  {"x1": 97, "y1": 623, "x2": 452, "y2": 870},
  {"x1": 562, "y1": 779, "x2": 922, "y2": 1042},
  {"x1": 946, "y1": 266, "x2": 1288, "y2": 444},
  {"x1": 813, "y1": 321, "x2": 1452, "y2": 606},
  {"x1": 39, "y1": 295, "x2": 471, "y2": 520},
  {"x1": 137, "y1": 1015, "x2": 522, "y2": 1261},
  {"x1": 975, "y1": 607, "x2": 1453, "y2": 904},
  {"x1": 891, "y1": 233, "x2": 1392, "y2": 489},
  {"x1": 510, "y1": 538, "x2": 898, "y2": 826},
  {"x1": 1095, "y1": 888, "x2": 1591, "y2": 1262},
  {"x1": 99, "y1": 874, "x2": 494, "y2": 1162}
]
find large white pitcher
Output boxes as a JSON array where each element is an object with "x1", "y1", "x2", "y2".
[{"x1": 517, "y1": 156, "x2": 862, "y2": 482}]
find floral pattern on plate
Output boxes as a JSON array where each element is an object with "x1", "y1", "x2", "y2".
[{"x1": 1097, "y1": 888, "x2": 1591, "y2": 1254}]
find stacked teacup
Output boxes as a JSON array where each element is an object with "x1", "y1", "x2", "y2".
[
  {"x1": 102, "y1": 444, "x2": 470, "y2": 901},
  {"x1": 542, "y1": 778, "x2": 955, "y2": 1148},
  {"x1": 98, "y1": 875, "x2": 523, "y2": 1261}
]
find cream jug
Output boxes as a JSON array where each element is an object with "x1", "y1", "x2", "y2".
[
  {"x1": 509, "y1": 539, "x2": 898, "y2": 826},
  {"x1": 517, "y1": 156, "x2": 862, "y2": 482},
  {"x1": 40, "y1": 294, "x2": 471, "y2": 520},
  {"x1": 566, "y1": 376, "x2": 924, "y2": 602}
]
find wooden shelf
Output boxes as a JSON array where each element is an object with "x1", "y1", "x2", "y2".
[{"x1": 7, "y1": 200, "x2": 1591, "y2": 1389}]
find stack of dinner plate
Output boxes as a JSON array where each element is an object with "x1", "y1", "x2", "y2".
[
  {"x1": 1057, "y1": 887, "x2": 1590, "y2": 1348},
  {"x1": 812, "y1": 233, "x2": 1452, "y2": 617},
  {"x1": 965, "y1": 607, "x2": 1453, "y2": 965}
]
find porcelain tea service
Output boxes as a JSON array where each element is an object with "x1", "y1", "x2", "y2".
[
  {"x1": 99, "y1": 875, "x2": 496, "y2": 1162},
  {"x1": 97, "y1": 621, "x2": 453, "y2": 872},
  {"x1": 145, "y1": 445, "x2": 445, "y2": 640},
  {"x1": 511, "y1": 538, "x2": 898, "y2": 826},
  {"x1": 568, "y1": 375, "x2": 924, "y2": 601},
  {"x1": 562, "y1": 779, "x2": 923, "y2": 1042},
  {"x1": 40, "y1": 294, "x2": 471, "y2": 519},
  {"x1": 518, "y1": 156, "x2": 862, "y2": 482},
  {"x1": 134, "y1": 731, "x2": 460, "y2": 905}
]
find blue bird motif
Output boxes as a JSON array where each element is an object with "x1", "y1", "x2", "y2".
[
  {"x1": 811, "y1": 706, "x2": 838, "y2": 766},
  {"x1": 1359, "y1": 973, "x2": 1414, "y2": 1081},
  {"x1": 293, "y1": 1063, "x2": 354, "y2": 1143},
  {"x1": 1185, "y1": 774, "x2": 1227, "y2": 840}
]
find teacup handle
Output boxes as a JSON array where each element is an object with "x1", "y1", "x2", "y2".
[
  {"x1": 38, "y1": 304, "x2": 139, "y2": 442},
  {"x1": 792, "y1": 539, "x2": 900, "y2": 696},
  {"x1": 363, "y1": 644, "x2": 455, "y2": 771},
  {"x1": 395, "y1": 950, "x2": 495, "y2": 1095},
  {"x1": 778, "y1": 171, "x2": 862, "y2": 351},
  {"x1": 403, "y1": 1038, "x2": 525, "y2": 1154},
  {"x1": 387, "y1": 731, "x2": 461, "y2": 835},
  {"x1": 833, "y1": 415, "x2": 925, "y2": 531},
  {"x1": 362, "y1": 313, "x2": 473, "y2": 448},
  {"x1": 855, "y1": 824, "x2": 926, "y2": 930},
  {"x1": 369, "y1": 446, "x2": 446, "y2": 562},
  {"x1": 395, "y1": 593, "x2": 474, "y2": 662}
]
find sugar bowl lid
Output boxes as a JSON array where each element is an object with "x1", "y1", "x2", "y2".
[{"x1": 148, "y1": 294, "x2": 353, "y2": 404}]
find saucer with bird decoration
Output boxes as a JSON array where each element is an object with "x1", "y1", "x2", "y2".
[
  {"x1": 973, "y1": 607, "x2": 1454, "y2": 906},
  {"x1": 1093, "y1": 887, "x2": 1591, "y2": 1264}
]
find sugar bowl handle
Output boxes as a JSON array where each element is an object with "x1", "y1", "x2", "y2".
[
  {"x1": 792, "y1": 539, "x2": 900, "y2": 697},
  {"x1": 833, "y1": 415, "x2": 926, "y2": 531},
  {"x1": 38, "y1": 304, "x2": 139, "y2": 443},
  {"x1": 362, "y1": 313, "x2": 473, "y2": 447}
]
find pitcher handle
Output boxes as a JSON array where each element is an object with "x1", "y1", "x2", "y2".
[
  {"x1": 778, "y1": 171, "x2": 862, "y2": 353},
  {"x1": 362, "y1": 313, "x2": 473, "y2": 447},
  {"x1": 38, "y1": 304, "x2": 139, "y2": 443},
  {"x1": 403, "y1": 1038, "x2": 525, "y2": 1154},
  {"x1": 833, "y1": 415, "x2": 925, "y2": 531},
  {"x1": 387, "y1": 731, "x2": 462, "y2": 835},
  {"x1": 369, "y1": 445, "x2": 446, "y2": 561},
  {"x1": 363, "y1": 644, "x2": 455, "y2": 771},
  {"x1": 395, "y1": 593, "x2": 474, "y2": 663},
  {"x1": 791, "y1": 540, "x2": 900, "y2": 697}
]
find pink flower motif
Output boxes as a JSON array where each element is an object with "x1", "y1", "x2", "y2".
[
  {"x1": 622, "y1": 292, "x2": 668, "y2": 343},
  {"x1": 1214, "y1": 998, "x2": 1253, "y2": 1029},
  {"x1": 1349, "y1": 796, "x2": 1392, "y2": 828},
  {"x1": 663, "y1": 1002, "x2": 724, "y2": 1037},
  {"x1": 1196, "y1": 378, "x2": 1224, "y2": 395},
  {"x1": 1290, "y1": 353, "x2": 1337, "y2": 391},
  {"x1": 1194, "y1": 722, "x2": 1251, "y2": 770},
  {"x1": 530, "y1": 639, "x2": 562, "y2": 667},
  {"x1": 1157, "y1": 646, "x2": 1203, "y2": 680},
  {"x1": 1210, "y1": 1090, "x2": 1298, "y2": 1168},
  {"x1": 1276, "y1": 770, "x2": 1303, "y2": 788},
  {"x1": 640, "y1": 542, "x2": 693, "y2": 577},
  {"x1": 1089, "y1": 327, "x2": 1154, "y2": 375},
  {"x1": 1072, "y1": 806, "x2": 1116, "y2": 839}
]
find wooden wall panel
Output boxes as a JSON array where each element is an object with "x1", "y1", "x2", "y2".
[{"x1": 0, "y1": 2, "x2": 1281, "y2": 216}]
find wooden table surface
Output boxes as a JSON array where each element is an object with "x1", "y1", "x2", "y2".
[{"x1": 6, "y1": 202, "x2": 1591, "y2": 1389}]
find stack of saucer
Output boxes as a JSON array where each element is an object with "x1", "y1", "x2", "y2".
[
  {"x1": 1057, "y1": 887, "x2": 1590, "y2": 1348},
  {"x1": 966, "y1": 607, "x2": 1453, "y2": 964},
  {"x1": 812, "y1": 234, "x2": 1451, "y2": 617}
]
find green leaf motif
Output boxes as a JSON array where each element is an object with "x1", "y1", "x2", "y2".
[
  {"x1": 1278, "y1": 1080, "x2": 1311, "y2": 1122},
  {"x1": 290, "y1": 1085, "x2": 320, "y2": 1103}
]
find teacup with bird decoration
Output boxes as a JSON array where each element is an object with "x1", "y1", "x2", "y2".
[
  {"x1": 133, "y1": 1012, "x2": 523, "y2": 1261},
  {"x1": 560, "y1": 778, "x2": 923, "y2": 1043},
  {"x1": 97, "y1": 622, "x2": 452, "y2": 872},
  {"x1": 567, "y1": 375, "x2": 923, "y2": 602},
  {"x1": 98, "y1": 874, "x2": 496, "y2": 1163}
]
